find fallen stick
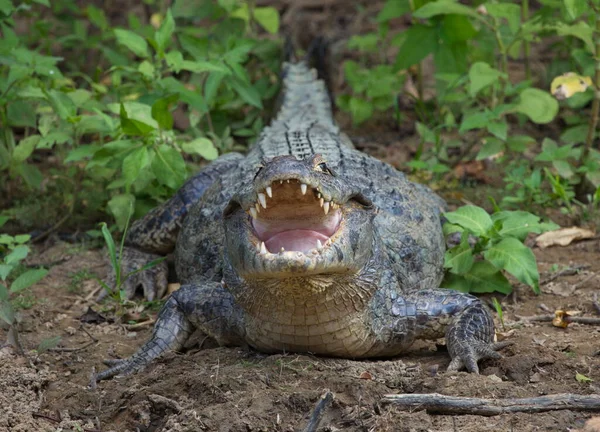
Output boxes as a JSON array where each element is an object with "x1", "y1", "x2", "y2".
[
  {"x1": 517, "y1": 315, "x2": 600, "y2": 325},
  {"x1": 381, "y1": 393, "x2": 600, "y2": 416},
  {"x1": 302, "y1": 391, "x2": 334, "y2": 432}
]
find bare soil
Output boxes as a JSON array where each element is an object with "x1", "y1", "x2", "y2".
[{"x1": 1, "y1": 235, "x2": 599, "y2": 432}]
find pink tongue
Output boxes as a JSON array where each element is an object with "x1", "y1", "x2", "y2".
[{"x1": 265, "y1": 230, "x2": 328, "y2": 253}]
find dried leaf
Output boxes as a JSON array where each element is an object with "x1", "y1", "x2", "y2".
[
  {"x1": 496, "y1": 329, "x2": 515, "y2": 341},
  {"x1": 359, "y1": 371, "x2": 373, "y2": 380},
  {"x1": 535, "y1": 227, "x2": 595, "y2": 248},
  {"x1": 167, "y1": 283, "x2": 181, "y2": 295},
  {"x1": 576, "y1": 372, "x2": 593, "y2": 383},
  {"x1": 552, "y1": 310, "x2": 572, "y2": 328}
]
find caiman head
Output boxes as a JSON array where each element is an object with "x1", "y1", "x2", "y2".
[{"x1": 223, "y1": 154, "x2": 376, "y2": 279}]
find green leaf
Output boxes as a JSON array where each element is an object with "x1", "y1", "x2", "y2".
[
  {"x1": 414, "y1": 0, "x2": 481, "y2": 20},
  {"x1": 114, "y1": 29, "x2": 149, "y2": 58},
  {"x1": 476, "y1": 137, "x2": 505, "y2": 160},
  {"x1": 118, "y1": 102, "x2": 158, "y2": 135},
  {"x1": 181, "y1": 138, "x2": 219, "y2": 160},
  {"x1": 10, "y1": 268, "x2": 48, "y2": 293},
  {"x1": 122, "y1": 146, "x2": 150, "y2": 186},
  {"x1": 253, "y1": 7, "x2": 279, "y2": 34},
  {"x1": 485, "y1": 3, "x2": 521, "y2": 34},
  {"x1": 151, "y1": 145, "x2": 186, "y2": 189},
  {"x1": 0, "y1": 282, "x2": 8, "y2": 300},
  {"x1": 32, "y1": 0, "x2": 50, "y2": 6},
  {"x1": 5, "y1": 245, "x2": 29, "y2": 265},
  {"x1": 12, "y1": 135, "x2": 41, "y2": 163},
  {"x1": 0, "y1": 265, "x2": 11, "y2": 281},
  {"x1": 100, "y1": 222, "x2": 118, "y2": 284},
  {"x1": 228, "y1": 77, "x2": 263, "y2": 108},
  {"x1": 348, "y1": 97, "x2": 373, "y2": 125},
  {"x1": 459, "y1": 111, "x2": 495, "y2": 133},
  {"x1": 576, "y1": 372, "x2": 593, "y2": 383},
  {"x1": 0, "y1": 216, "x2": 9, "y2": 228},
  {"x1": 564, "y1": 0, "x2": 587, "y2": 21},
  {"x1": 555, "y1": 22, "x2": 594, "y2": 52},
  {"x1": 469, "y1": 62, "x2": 505, "y2": 96},
  {"x1": 484, "y1": 237, "x2": 540, "y2": 293},
  {"x1": 444, "y1": 261, "x2": 513, "y2": 294},
  {"x1": 65, "y1": 145, "x2": 102, "y2": 163},
  {"x1": 515, "y1": 88, "x2": 559, "y2": 124},
  {"x1": 87, "y1": 5, "x2": 108, "y2": 30},
  {"x1": 16, "y1": 164, "x2": 43, "y2": 189},
  {"x1": 444, "y1": 234, "x2": 474, "y2": 275},
  {"x1": 155, "y1": 9, "x2": 176, "y2": 51},
  {"x1": 444, "y1": 205, "x2": 493, "y2": 237},
  {"x1": 151, "y1": 94, "x2": 179, "y2": 130},
  {"x1": 107, "y1": 194, "x2": 135, "y2": 231},
  {"x1": 493, "y1": 211, "x2": 558, "y2": 241},
  {"x1": 377, "y1": 0, "x2": 411, "y2": 22},
  {"x1": 487, "y1": 121, "x2": 508, "y2": 141},
  {"x1": 0, "y1": 301, "x2": 15, "y2": 325},
  {"x1": 393, "y1": 24, "x2": 437, "y2": 70},
  {"x1": 37, "y1": 336, "x2": 62, "y2": 353}
]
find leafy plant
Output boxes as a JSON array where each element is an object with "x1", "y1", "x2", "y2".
[
  {"x1": 0, "y1": 217, "x2": 48, "y2": 353},
  {"x1": 442, "y1": 205, "x2": 558, "y2": 294}
]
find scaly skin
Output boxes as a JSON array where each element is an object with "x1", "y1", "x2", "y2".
[{"x1": 96, "y1": 61, "x2": 504, "y2": 382}]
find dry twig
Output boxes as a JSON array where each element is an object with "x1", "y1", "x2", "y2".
[
  {"x1": 302, "y1": 390, "x2": 334, "y2": 432},
  {"x1": 381, "y1": 393, "x2": 600, "y2": 416},
  {"x1": 517, "y1": 315, "x2": 600, "y2": 325}
]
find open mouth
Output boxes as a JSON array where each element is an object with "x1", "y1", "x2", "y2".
[{"x1": 248, "y1": 180, "x2": 342, "y2": 254}]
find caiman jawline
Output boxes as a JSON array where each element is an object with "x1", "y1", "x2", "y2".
[{"x1": 248, "y1": 179, "x2": 342, "y2": 254}]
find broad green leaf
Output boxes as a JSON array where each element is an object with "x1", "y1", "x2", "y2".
[
  {"x1": 416, "y1": 122, "x2": 436, "y2": 144},
  {"x1": 5, "y1": 245, "x2": 29, "y2": 265},
  {"x1": 16, "y1": 164, "x2": 43, "y2": 189},
  {"x1": 507, "y1": 135, "x2": 536, "y2": 152},
  {"x1": 228, "y1": 77, "x2": 263, "y2": 108},
  {"x1": 414, "y1": 0, "x2": 482, "y2": 20},
  {"x1": 444, "y1": 234, "x2": 474, "y2": 275},
  {"x1": 138, "y1": 60, "x2": 155, "y2": 78},
  {"x1": 114, "y1": 29, "x2": 149, "y2": 58},
  {"x1": 107, "y1": 194, "x2": 135, "y2": 231},
  {"x1": 32, "y1": 0, "x2": 50, "y2": 6},
  {"x1": 14, "y1": 235, "x2": 30, "y2": 244},
  {"x1": 0, "y1": 282, "x2": 8, "y2": 300},
  {"x1": 0, "y1": 216, "x2": 9, "y2": 228},
  {"x1": 65, "y1": 144, "x2": 102, "y2": 163},
  {"x1": 444, "y1": 261, "x2": 513, "y2": 294},
  {"x1": 484, "y1": 237, "x2": 540, "y2": 293},
  {"x1": 87, "y1": 5, "x2": 108, "y2": 30},
  {"x1": 155, "y1": 9, "x2": 176, "y2": 51},
  {"x1": 122, "y1": 146, "x2": 150, "y2": 186},
  {"x1": 0, "y1": 301, "x2": 15, "y2": 325},
  {"x1": 10, "y1": 268, "x2": 48, "y2": 293},
  {"x1": 117, "y1": 103, "x2": 158, "y2": 135},
  {"x1": 492, "y1": 211, "x2": 558, "y2": 241},
  {"x1": 487, "y1": 121, "x2": 508, "y2": 141},
  {"x1": 515, "y1": 88, "x2": 559, "y2": 124},
  {"x1": 0, "y1": 0, "x2": 15, "y2": 15},
  {"x1": 181, "y1": 138, "x2": 219, "y2": 160},
  {"x1": 253, "y1": 7, "x2": 279, "y2": 34},
  {"x1": 555, "y1": 22, "x2": 594, "y2": 52},
  {"x1": 564, "y1": 0, "x2": 587, "y2": 21},
  {"x1": 444, "y1": 205, "x2": 493, "y2": 236},
  {"x1": 476, "y1": 137, "x2": 505, "y2": 160},
  {"x1": 37, "y1": 336, "x2": 62, "y2": 353},
  {"x1": 485, "y1": 3, "x2": 521, "y2": 34},
  {"x1": 151, "y1": 94, "x2": 179, "y2": 130},
  {"x1": 377, "y1": 0, "x2": 411, "y2": 22},
  {"x1": 348, "y1": 97, "x2": 373, "y2": 125},
  {"x1": 0, "y1": 265, "x2": 11, "y2": 281},
  {"x1": 469, "y1": 62, "x2": 505, "y2": 96},
  {"x1": 179, "y1": 60, "x2": 229, "y2": 74},
  {"x1": 151, "y1": 145, "x2": 186, "y2": 189},
  {"x1": 393, "y1": 24, "x2": 437, "y2": 70},
  {"x1": 459, "y1": 111, "x2": 494, "y2": 133},
  {"x1": 13, "y1": 135, "x2": 41, "y2": 162}
]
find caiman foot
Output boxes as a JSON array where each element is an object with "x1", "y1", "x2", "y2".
[
  {"x1": 445, "y1": 302, "x2": 509, "y2": 374},
  {"x1": 99, "y1": 246, "x2": 168, "y2": 302}
]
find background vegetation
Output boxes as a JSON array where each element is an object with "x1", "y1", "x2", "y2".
[{"x1": 1, "y1": 0, "x2": 600, "y2": 314}]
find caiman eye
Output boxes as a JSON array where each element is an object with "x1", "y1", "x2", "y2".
[{"x1": 316, "y1": 162, "x2": 334, "y2": 175}]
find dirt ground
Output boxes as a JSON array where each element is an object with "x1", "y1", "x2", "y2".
[
  {"x1": 0, "y1": 227, "x2": 599, "y2": 432},
  {"x1": 3, "y1": 2, "x2": 600, "y2": 432}
]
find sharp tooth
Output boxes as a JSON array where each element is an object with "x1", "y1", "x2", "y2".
[
  {"x1": 260, "y1": 242, "x2": 267, "y2": 255},
  {"x1": 256, "y1": 243, "x2": 261, "y2": 252},
  {"x1": 323, "y1": 201, "x2": 330, "y2": 215},
  {"x1": 300, "y1": 183, "x2": 307, "y2": 195},
  {"x1": 280, "y1": 247, "x2": 285, "y2": 253},
  {"x1": 317, "y1": 239, "x2": 323, "y2": 249},
  {"x1": 258, "y1": 193, "x2": 267, "y2": 209},
  {"x1": 266, "y1": 186, "x2": 272, "y2": 198},
  {"x1": 280, "y1": 180, "x2": 283, "y2": 184},
  {"x1": 250, "y1": 207, "x2": 258, "y2": 219},
  {"x1": 255, "y1": 203, "x2": 261, "y2": 213},
  {"x1": 286, "y1": 179, "x2": 290, "y2": 183},
  {"x1": 317, "y1": 193, "x2": 321, "y2": 199},
  {"x1": 320, "y1": 198, "x2": 324, "y2": 207}
]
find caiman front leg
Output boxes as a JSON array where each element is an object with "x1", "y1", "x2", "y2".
[
  {"x1": 95, "y1": 282, "x2": 245, "y2": 381},
  {"x1": 373, "y1": 288, "x2": 507, "y2": 373},
  {"x1": 100, "y1": 153, "x2": 243, "y2": 301}
]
